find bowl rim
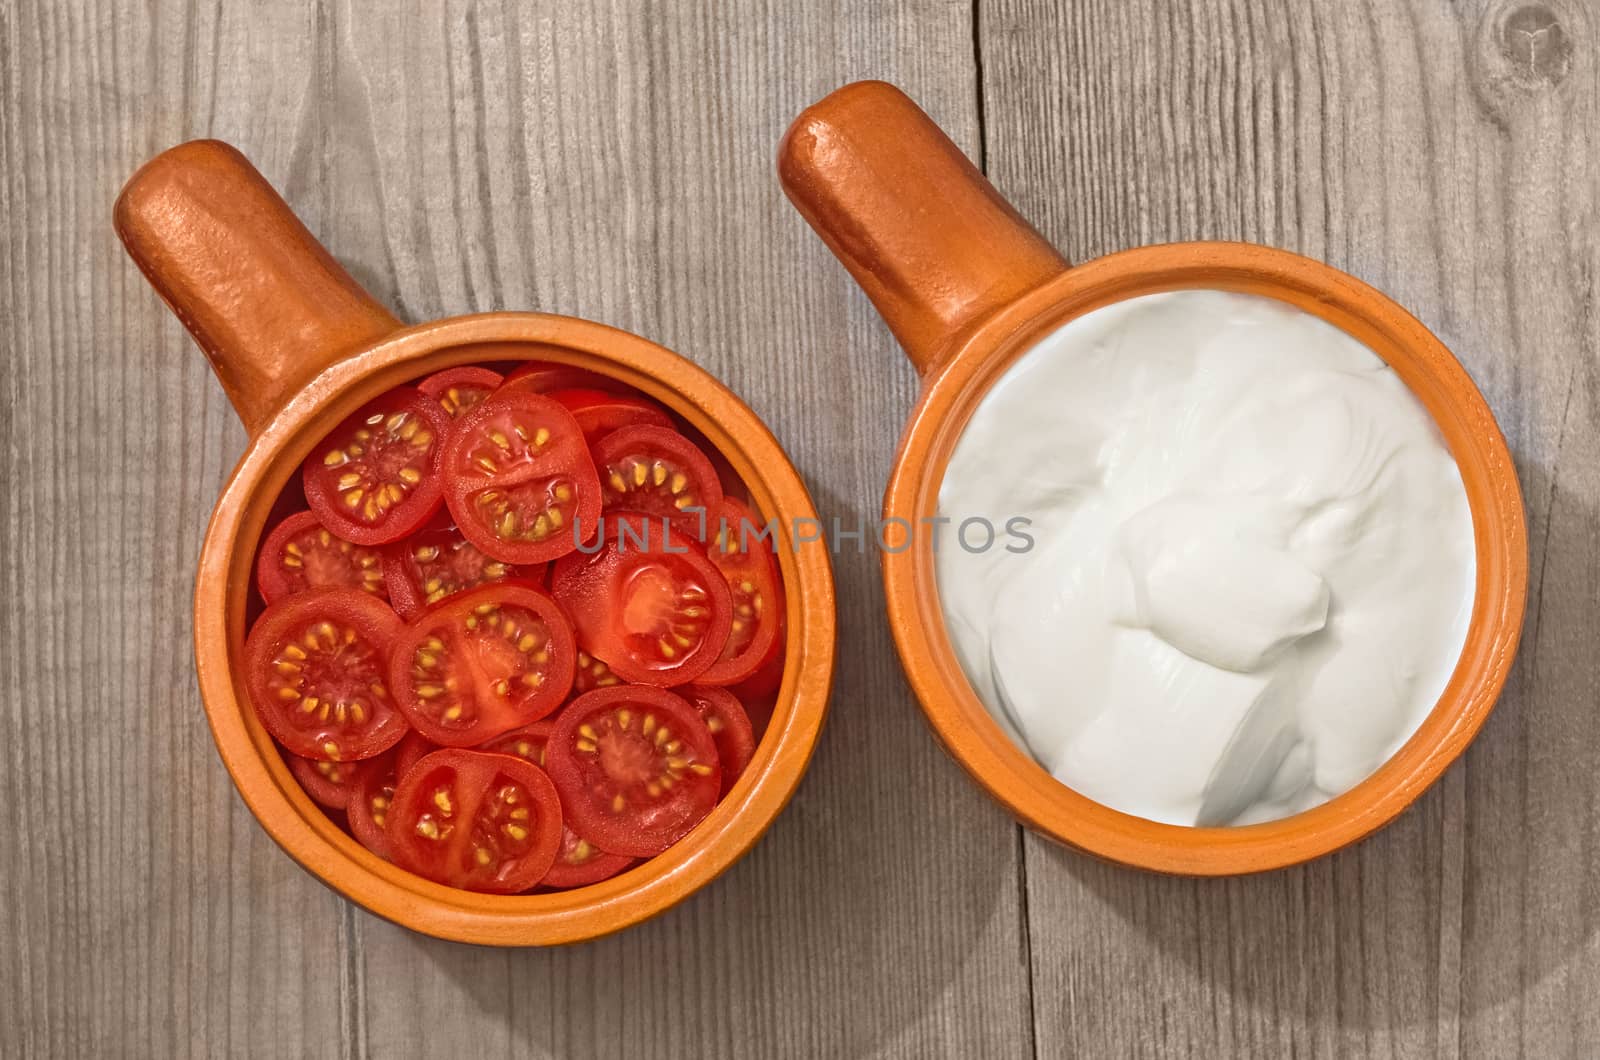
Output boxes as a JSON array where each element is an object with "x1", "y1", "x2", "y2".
[
  {"x1": 882, "y1": 241, "x2": 1527, "y2": 874},
  {"x1": 195, "y1": 311, "x2": 836, "y2": 944}
]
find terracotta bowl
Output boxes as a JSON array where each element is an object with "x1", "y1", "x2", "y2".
[
  {"x1": 116, "y1": 140, "x2": 836, "y2": 943},
  {"x1": 779, "y1": 80, "x2": 1525, "y2": 874}
]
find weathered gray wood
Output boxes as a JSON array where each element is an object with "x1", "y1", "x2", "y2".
[
  {"x1": 8, "y1": 0, "x2": 1600, "y2": 1056},
  {"x1": 0, "y1": 0, "x2": 1031, "y2": 1058},
  {"x1": 1, "y1": 3, "x2": 354, "y2": 1059},
  {"x1": 343, "y1": 2, "x2": 1031, "y2": 1058},
  {"x1": 981, "y1": 0, "x2": 1600, "y2": 1056}
]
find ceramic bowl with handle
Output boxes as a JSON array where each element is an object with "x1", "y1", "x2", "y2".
[
  {"x1": 778, "y1": 80, "x2": 1525, "y2": 875},
  {"x1": 117, "y1": 139, "x2": 836, "y2": 943}
]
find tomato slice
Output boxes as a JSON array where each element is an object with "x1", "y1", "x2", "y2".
[
  {"x1": 695, "y1": 499, "x2": 784, "y2": 686},
  {"x1": 440, "y1": 390, "x2": 601, "y2": 564},
  {"x1": 574, "y1": 649, "x2": 623, "y2": 694},
  {"x1": 389, "y1": 749, "x2": 563, "y2": 893},
  {"x1": 475, "y1": 720, "x2": 636, "y2": 888},
  {"x1": 244, "y1": 588, "x2": 409, "y2": 761},
  {"x1": 256, "y1": 510, "x2": 387, "y2": 604},
  {"x1": 681, "y1": 685, "x2": 755, "y2": 797},
  {"x1": 501, "y1": 360, "x2": 630, "y2": 396},
  {"x1": 395, "y1": 730, "x2": 438, "y2": 777},
  {"x1": 542, "y1": 827, "x2": 636, "y2": 889},
  {"x1": 389, "y1": 582, "x2": 576, "y2": 746},
  {"x1": 286, "y1": 750, "x2": 370, "y2": 809},
  {"x1": 347, "y1": 758, "x2": 399, "y2": 858},
  {"x1": 418, "y1": 366, "x2": 504, "y2": 420},
  {"x1": 382, "y1": 516, "x2": 529, "y2": 619},
  {"x1": 545, "y1": 686, "x2": 721, "y2": 858},
  {"x1": 347, "y1": 732, "x2": 437, "y2": 860},
  {"x1": 548, "y1": 388, "x2": 674, "y2": 447},
  {"x1": 729, "y1": 631, "x2": 784, "y2": 741},
  {"x1": 303, "y1": 386, "x2": 450, "y2": 545},
  {"x1": 592, "y1": 425, "x2": 723, "y2": 535},
  {"x1": 550, "y1": 517, "x2": 732, "y2": 687},
  {"x1": 481, "y1": 720, "x2": 556, "y2": 764}
]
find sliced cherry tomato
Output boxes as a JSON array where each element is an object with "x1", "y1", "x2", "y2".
[
  {"x1": 256, "y1": 510, "x2": 387, "y2": 603},
  {"x1": 548, "y1": 388, "x2": 673, "y2": 447},
  {"x1": 475, "y1": 721, "x2": 635, "y2": 888},
  {"x1": 550, "y1": 517, "x2": 732, "y2": 687},
  {"x1": 440, "y1": 390, "x2": 601, "y2": 564},
  {"x1": 735, "y1": 617, "x2": 785, "y2": 695},
  {"x1": 303, "y1": 386, "x2": 449, "y2": 545},
  {"x1": 383, "y1": 516, "x2": 529, "y2": 619},
  {"x1": 592, "y1": 425, "x2": 723, "y2": 535},
  {"x1": 395, "y1": 730, "x2": 439, "y2": 778},
  {"x1": 245, "y1": 588, "x2": 409, "y2": 761},
  {"x1": 418, "y1": 366, "x2": 504, "y2": 420},
  {"x1": 389, "y1": 582, "x2": 576, "y2": 746},
  {"x1": 348, "y1": 732, "x2": 437, "y2": 860},
  {"x1": 695, "y1": 499, "x2": 783, "y2": 686},
  {"x1": 541, "y1": 827, "x2": 636, "y2": 890},
  {"x1": 348, "y1": 758, "x2": 399, "y2": 858},
  {"x1": 545, "y1": 686, "x2": 721, "y2": 858},
  {"x1": 710, "y1": 448, "x2": 749, "y2": 505},
  {"x1": 730, "y1": 631, "x2": 784, "y2": 741},
  {"x1": 671, "y1": 419, "x2": 749, "y2": 504},
  {"x1": 286, "y1": 750, "x2": 370, "y2": 810},
  {"x1": 481, "y1": 720, "x2": 556, "y2": 765},
  {"x1": 681, "y1": 685, "x2": 755, "y2": 797},
  {"x1": 389, "y1": 749, "x2": 562, "y2": 893},
  {"x1": 573, "y1": 649, "x2": 623, "y2": 694},
  {"x1": 501, "y1": 360, "x2": 629, "y2": 396}
]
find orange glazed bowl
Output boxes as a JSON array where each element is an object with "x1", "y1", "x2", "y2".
[
  {"x1": 779, "y1": 81, "x2": 1525, "y2": 875},
  {"x1": 117, "y1": 140, "x2": 836, "y2": 944}
]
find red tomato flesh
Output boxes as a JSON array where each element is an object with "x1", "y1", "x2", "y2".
[
  {"x1": 542, "y1": 827, "x2": 636, "y2": 889},
  {"x1": 348, "y1": 757, "x2": 399, "y2": 859},
  {"x1": 477, "y1": 721, "x2": 635, "y2": 888},
  {"x1": 441, "y1": 390, "x2": 600, "y2": 564},
  {"x1": 573, "y1": 649, "x2": 623, "y2": 694},
  {"x1": 286, "y1": 751, "x2": 369, "y2": 810},
  {"x1": 501, "y1": 360, "x2": 629, "y2": 396},
  {"x1": 729, "y1": 630, "x2": 784, "y2": 741},
  {"x1": 382, "y1": 517, "x2": 528, "y2": 619},
  {"x1": 544, "y1": 686, "x2": 720, "y2": 858},
  {"x1": 348, "y1": 732, "x2": 438, "y2": 861},
  {"x1": 548, "y1": 388, "x2": 673, "y2": 447},
  {"x1": 303, "y1": 386, "x2": 449, "y2": 545},
  {"x1": 244, "y1": 588, "x2": 409, "y2": 761},
  {"x1": 418, "y1": 366, "x2": 504, "y2": 420},
  {"x1": 481, "y1": 720, "x2": 556, "y2": 765},
  {"x1": 696, "y1": 499, "x2": 783, "y2": 686},
  {"x1": 389, "y1": 582, "x2": 576, "y2": 746},
  {"x1": 395, "y1": 730, "x2": 439, "y2": 777},
  {"x1": 681, "y1": 685, "x2": 756, "y2": 797},
  {"x1": 592, "y1": 425, "x2": 723, "y2": 535},
  {"x1": 256, "y1": 511, "x2": 388, "y2": 604},
  {"x1": 550, "y1": 517, "x2": 732, "y2": 687},
  {"x1": 347, "y1": 736, "x2": 438, "y2": 871},
  {"x1": 389, "y1": 749, "x2": 563, "y2": 893}
]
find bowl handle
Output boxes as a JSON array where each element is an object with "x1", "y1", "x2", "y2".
[
  {"x1": 778, "y1": 81, "x2": 1069, "y2": 375},
  {"x1": 114, "y1": 140, "x2": 401, "y2": 437}
]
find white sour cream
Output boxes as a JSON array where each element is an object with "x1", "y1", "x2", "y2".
[{"x1": 935, "y1": 290, "x2": 1475, "y2": 826}]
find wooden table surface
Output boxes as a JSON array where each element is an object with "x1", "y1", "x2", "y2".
[{"x1": 4, "y1": 0, "x2": 1597, "y2": 1056}]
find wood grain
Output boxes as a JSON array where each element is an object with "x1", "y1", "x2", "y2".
[
  {"x1": 980, "y1": 0, "x2": 1600, "y2": 1056},
  {"x1": 0, "y1": 0, "x2": 1030, "y2": 1058},
  {"x1": 4, "y1": 0, "x2": 1598, "y2": 1056}
]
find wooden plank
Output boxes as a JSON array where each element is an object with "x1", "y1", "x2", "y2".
[
  {"x1": 980, "y1": 0, "x2": 1600, "y2": 1055},
  {"x1": 0, "y1": 3, "x2": 359, "y2": 1058},
  {"x1": 0, "y1": 0, "x2": 1034, "y2": 1057},
  {"x1": 339, "y1": 1, "x2": 1031, "y2": 1057}
]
